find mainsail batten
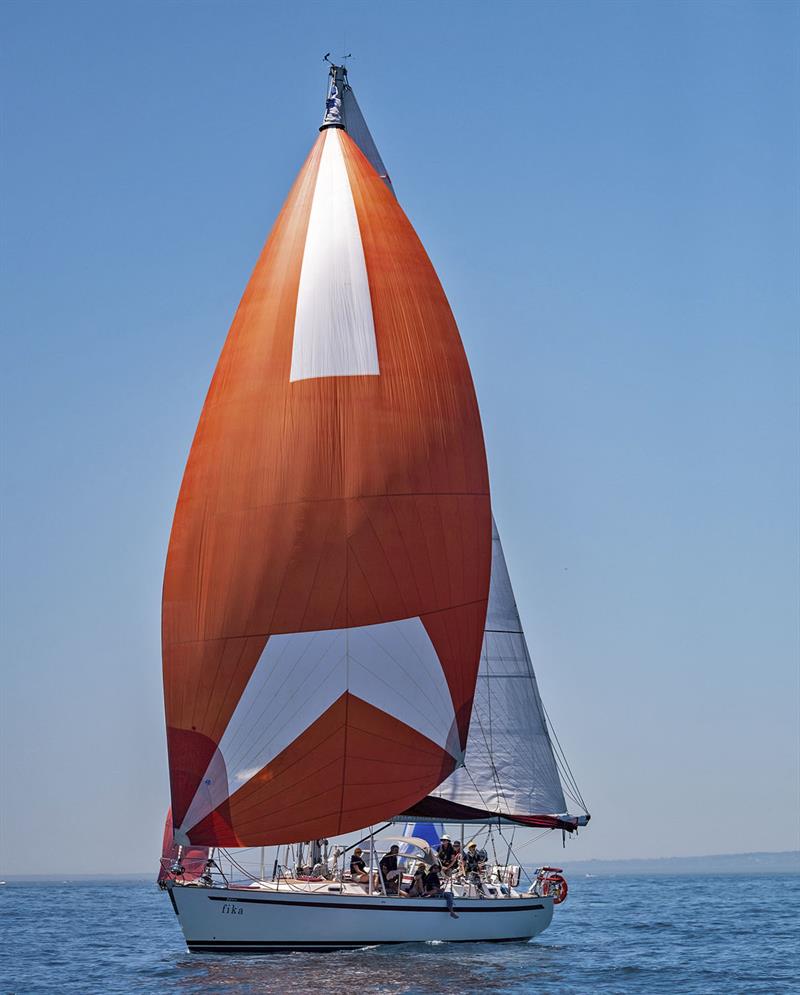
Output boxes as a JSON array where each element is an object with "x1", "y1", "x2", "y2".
[{"x1": 163, "y1": 106, "x2": 491, "y2": 847}]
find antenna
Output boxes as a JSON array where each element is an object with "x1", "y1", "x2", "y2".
[{"x1": 323, "y1": 52, "x2": 353, "y2": 68}]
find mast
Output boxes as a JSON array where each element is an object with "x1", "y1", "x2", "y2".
[{"x1": 320, "y1": 62, "x2": 346, "y2": 130}]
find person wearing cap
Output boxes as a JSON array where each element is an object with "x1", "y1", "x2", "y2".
[
  {"x1": 379, "y1": 844, "x2": 401, "y2": 895},
  {"x1": 423, "y1": 860, "x2": 443, "y2": 896},
  {"x1": 442, "y1": 839, "x2": 462, "y2": 876},
  {"x1": 349, "y1": 847, "x2": 368, "y2": 883},
  {"x1": 404, "y1": 861, "x2": 427, "y2": 897},
  {"x1": 464, "y1": 841, "x2": 487, "y2": 879},
  {"x1": 437, "y1": 834, "x2": 454, "y2": 869}
]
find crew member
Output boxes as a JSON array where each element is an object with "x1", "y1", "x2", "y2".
[
  {"x1": 464, "y1": 841, "x2": 487, "y2": 879},
  {"x1": 437, "y1": 834, "x2": 454, "y2": 869},
  {"x1": 405, "y1": 862, "x2": 427, "y2": 897},
  {"x1": 349, "y1": 847, "x2": 368, "y2": 883},
  {"x1": 443, "y1": 839, "x2": 462, "y2": 876},
  {"x1": 379, "y1": 844, "x2": 401, "y2": 894},
  {"x1": 424, "y1": 861, "x2": 443, "y2": 896}
]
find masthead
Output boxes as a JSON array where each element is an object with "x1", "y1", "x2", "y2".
[{"x1": 320, "y1": 59, "x2": 349, "y2": 131}]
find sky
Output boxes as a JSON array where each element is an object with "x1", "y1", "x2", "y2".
[{"x1": 1, "y1": 0, "x2": 798, "y2": 875}]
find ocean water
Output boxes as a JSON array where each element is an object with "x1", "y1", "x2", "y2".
[{"x1": 1, "y1": 875, "x2": 797, "y2": 994}]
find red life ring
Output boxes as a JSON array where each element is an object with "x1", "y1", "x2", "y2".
[{"x1": 544, "y1": 873, "x2": 568, "y2": 904}]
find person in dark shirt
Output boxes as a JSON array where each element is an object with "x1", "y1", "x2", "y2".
[
  {"x1": 405, "y1": 862, "x2": 427, "y2": 897},
  {"x1": 379, "y1": 844, "x2": 401, "y2": 894},
  {"x1": 463, "y1": 842, "x2": 487, "y2": 880},
  {"x1": 437, "y1": 834, "x2": 454, "y2": 870},
  {"x1": 442, "y1": 839, "x2": 462, "y2": 876},
  {"x1": 349, "y1": 847, "x2": 368, "y2": 883},
  {"x1": 424, "y1": 862, "x2": 443, "y2": 896}
]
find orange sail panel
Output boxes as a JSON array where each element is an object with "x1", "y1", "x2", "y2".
[{"x1": 162, "y1": 127, "x2": 491, "y2": 847}]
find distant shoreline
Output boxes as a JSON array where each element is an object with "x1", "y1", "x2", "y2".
[{"x1": 2, "y1": 850, "x2": 798, "y2": 882}]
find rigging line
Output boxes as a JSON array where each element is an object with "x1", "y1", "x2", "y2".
[
  {"x1": 471, "y1": 644, "x2": 510, "y2": 813},
  {"x1": 481, "y1": 561, "x2": 579, "y2": 817},
  {"x1": 540, "y1": 697, "x2": 588, "y2": 812},
  {"x1": 452, "y1": 682, "x2": 504, "y2": 812},
  {"x1": 547, "y1": 734, "x2": 584, "y2": 810},
  {"x1": 487, "y1": 826, "x2": 499, "y2": 867},
  {"x1": 560, "y1": 781, "x2": 585, "y2": 814},
  {"x1": 218, "y1": 848, "x2": 262, "y2": 883},
  {"x1": 495, "y1": 829, "x2": 533, "y2": 886},
  {"x1": 503, "y1": 826, "x2": 516, "y2": 874},
  {"x1": 540, "y1": 702, "x2": 582, "y2": 801},
  {"x1": 547, "y1": 737, "x2": 582, "y2": 803},
  {"x1": 526, "y1": 666, "x2": 585, "y2": 809},
  {"x1": 459, "y1": 633, "x2": 512, "y2": 814},
  {"x1": 220, "y1": 846, "x2": 314, "y2": 893},
  {"x1": 552, "y1": 741, "x2": 587, "y2": 811},
  {"x1": 509, "y1": 827, "x2": 555, "y2": 852},
  {"x1": 552, "y1": 758, "x2": 583, "y2": 812},
  {"x1": 560, "y1": 782, "x2": 585, "y2": 812},
  {"x1": 484, "y1": 633, "x2": 497, "y2": 806},
  {"x1": 341, "y1": 822, "x2": 393, "y2": 857},
  {"x1": 462, "y1": 762, "x2": 497, "y2": 816},
  {"x1": 522, "y1": 639, "x2": 588, "y2": 813}
]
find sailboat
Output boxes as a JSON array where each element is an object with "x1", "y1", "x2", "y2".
[{"x1": 159, "y1": 61, "x2": 589, "y2": 953}]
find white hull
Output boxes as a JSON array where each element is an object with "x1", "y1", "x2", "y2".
[{"x1": 166, "y1": 884, "x2": 554, "y2": 953}]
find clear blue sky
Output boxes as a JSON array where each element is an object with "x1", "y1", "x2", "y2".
[{"x1": 2, "y1": 0, "x2": 797, "y2": 874}]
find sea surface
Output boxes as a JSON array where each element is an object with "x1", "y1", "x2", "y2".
[{"x1": 1, "y1": 875, "x2": 798, "y2": 994}]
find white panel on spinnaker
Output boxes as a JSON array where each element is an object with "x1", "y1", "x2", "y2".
[
  {"x1": 431, "y1": 517, "x2": 568, "y2": 817},
  {"x1": 178, "y1": 617, "x2": 458, "y2": 837},
  {"x1": 290, "y1": 128, "x2": 379, "y2": 382}
]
